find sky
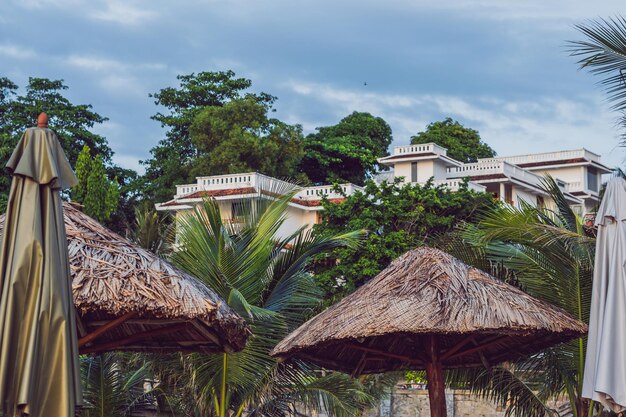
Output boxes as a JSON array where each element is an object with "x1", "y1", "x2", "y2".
[{"x1": 0, "y1": 0, "x2": 624, "y2": 173}]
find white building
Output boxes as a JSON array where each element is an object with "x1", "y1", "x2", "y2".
[{"x1": 157, "y1": 143, "x2": 611, "y2": 238}]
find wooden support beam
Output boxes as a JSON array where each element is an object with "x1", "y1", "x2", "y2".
[
  {"x1": 190, "y1": 321, "x2": 225, "y2": 350},
  {"x1": 78, "y1": 311, "x2": 137, "y2": 348},
  {"x1": 297, "y1": 353, "x2": 349, "y2": 373},
  {"x1": 351, "y1": 351, "x2": 368, "y2": 377},
  {"x1": 346, "y1": 343, "x2": 423, "y2": 366},
  {"x1": 80, "y1": 322, "x2": 188, "y2": 354},
  {"x1": 440, "y1": 335, "x2": 476, "y2": 361},
  {"x1": 446, "y1": 335, "x2": 508, "y2": 362},
  {"x1": 74, "y1": 312, "x2": 89, "y2": 338}
]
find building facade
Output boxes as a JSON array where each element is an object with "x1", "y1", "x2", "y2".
[{"x1": 156, "y1": 143, "x2": 611, "y2": 236}]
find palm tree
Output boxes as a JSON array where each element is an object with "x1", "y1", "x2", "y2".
[
  {"x1": 569, "y1": 16, "x2": 626, "y2": 144},
  {"x1": 569, "y1": 17, "x2": 626, "y2": 111},
  {"x1": 80, "y1": 352, "x2": 156, "y2": 417},
  {"x1": 441, "y1": 177, "x2": 596, "y2": 417},
  {"x1": 132, "y1": 207, "x2": 172, "y2": 256},
  {"x1": 155, "y1": 188, "x2": 380, "y2": 417}
]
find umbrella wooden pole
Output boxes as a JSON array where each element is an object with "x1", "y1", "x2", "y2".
[{"x1": 424, "y1": 335, "x2": 447, "y2": 417}]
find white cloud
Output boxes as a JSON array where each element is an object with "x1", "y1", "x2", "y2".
[
  {"x1": 88, "y1": 1, "x2": 158, "y2": 26},
  {"x1": 285, "y1": 80, "x2": 621, "y2": 167},
  {"x1": 0, "y1": 44, "x2": 37, "y2": 60},
  {"x1": 15, "y1": 0, "x2": 83, "y2": 10},
  {"x1": 112, "y1": 153, "x2": 144, "y2": 173}
]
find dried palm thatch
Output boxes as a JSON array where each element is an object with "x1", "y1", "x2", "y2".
[
  {"x1": 272, "y1": 246, "x2": 587, "y2": 373},
  {"x1": 273, "y1": 247, "x2": 587, "y2": 417},
  {"x1": 0, "y1": 203, "x2": 249, "y2": 355}
]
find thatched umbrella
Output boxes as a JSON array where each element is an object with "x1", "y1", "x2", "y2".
[
  {"x1": 272, "y1": 247, "x2": 587, "y2": 417},
  {"x1": 0, "y1": 203, "x2": 249, "y2": 356}
]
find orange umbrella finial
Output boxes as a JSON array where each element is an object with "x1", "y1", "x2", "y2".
[{"x1": 37, "y1": 112, "x2": 48, "y2": 128}]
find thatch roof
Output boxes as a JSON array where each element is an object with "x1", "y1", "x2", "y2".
[
  {"x1": 272, "y1": 247, "x2": 587, "y2": 373},
  {"x1": 0, "y1": 203, "x2": 249, "y2": 355}
]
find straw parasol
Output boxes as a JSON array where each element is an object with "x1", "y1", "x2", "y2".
[
  {"x1": 272, "y1": 246, "x2": 587, "y2": 417},
  {"x1": 0, "y1": 113, "x2": 81, "y2": 417},
  {"x1": 0, "y1": 202, "x2": 250, "y2": 356},
  {"x1": 583, "y1": 178, "x2": 626, "y2": 413}
]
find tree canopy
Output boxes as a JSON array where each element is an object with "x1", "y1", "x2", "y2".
[
  {"x1": 0, "y1": 77, "x2": 112, "y2": 164},
  {"x1": 189, "y1": 96, "x2": 304, "y2": 178},
  {"x1": 140, "y1": 71, "x2": 276, "y2": 202},
  {"x1": 0, "y1": 77, "x2": 121, "y2": 214},
  {"x1": 312, "y1": 178, "x2": 498, "y2": 301},
  {"x1": 411, "y1": 118, "x2": 495, "y2": 163},
  {"x1": 300, "y1": 111, "x2": 393, "y2": 186},
  {"x1": 73, "y1": 145, "x2": 120, "y2": 223}
]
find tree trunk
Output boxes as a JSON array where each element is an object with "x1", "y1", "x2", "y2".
[{"x1": 575, "y1": 397, "x2": 590, "y2": 417}]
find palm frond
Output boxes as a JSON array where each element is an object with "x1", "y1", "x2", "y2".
[{"x1": 569, "y1": 16, "x2": 626, "y2": 111}]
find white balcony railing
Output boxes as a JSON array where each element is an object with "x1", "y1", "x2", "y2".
[
  {"x1": 432, "y1": 179, "x2": 486, "y2": 193},
  {"x1": 294, "y1": 184, "x2": 363, "y2": 201},
  {"x1": 393, "y1": 143, "x2": 447, "y2": 157},
  {"x1": 175, "y1": 173, "x2": 364, "y2": 201},
  {"x1": 447, "y1": 161, "x2": 545, "y2": 189},
  {"x1": 488, "y1": 149, "x2": 601, "y2": 167},
  {"x1": 175, "y1": 172, "x2": 295, "y2": 199},
  {"x1": 566, "y1": 181, "x2": 584, "y2": 193}
]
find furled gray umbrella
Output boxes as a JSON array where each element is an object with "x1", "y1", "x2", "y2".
[
  {"x1": 272, "y1": 247, "x2": 587, "y2": 417},
  {"x1": 582, "y1": 177, "x2": 626, "y2": 413}
]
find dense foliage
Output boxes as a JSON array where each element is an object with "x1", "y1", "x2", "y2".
[
  {"x1": 189, "y1": 96, "x2": 304, "y2": 179},
  {"x1": 159, "y1": 190, "x2": 387, "y2": 417},
  {"x1": 313, "y1": 178, "x2": 498, "y2": 300},
  {"x1": 0, "y1": 77, "x2": 118, "y2": 213},
  {"x1": 73, "y1": 145, "x2": 120, "y2": 223},
  {"x1": 411, "y1": 118, "x2": 496, "y2": 163},
  {"x1": 140, "y1": 71, "x2": 276, "y2": 202},
  {"x1": 300, "y1": 111, "x2": 393, "y2": 185}
]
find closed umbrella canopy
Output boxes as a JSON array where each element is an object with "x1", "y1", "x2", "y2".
[
  {"x1": 0, "y1": 115, "x2": 81, "y2": 417},
  {"x1": 272, "y1": 247, "x2": 587, "y2": 417},
  {"x1": 583, "y1": 177, "x2": 626, "y2": 413}
]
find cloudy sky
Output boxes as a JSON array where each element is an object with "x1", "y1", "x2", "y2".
[{"x1": 1, "y1": 0, "x2": 624, "y2": 172}]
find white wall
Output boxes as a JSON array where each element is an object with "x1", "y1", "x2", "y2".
[
  {"x1": 531, "y1": 166, "x2": 584, "y2": 186},
  {"x1": 512, "y1": 187, "x2": 537, "y2": 208},
  {"x1": 393, "y1": 160, "x2": 441, "y2": 183}
]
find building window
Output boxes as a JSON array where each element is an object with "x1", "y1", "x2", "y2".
[
  {"x1": 537, "y1": 196, "x2": 545, "y2": 210},
  {"x1": 504, "y1": 184, "x2": 513, "y2": 205},
  {"x1": 587, "y1": 168, "x2": 598, "y2": 192},
  {"x1": 411, "y1": 162, "x2": 418, "y2": 183},
  {"x1": 231, "y1": 201, "x2": 245, "y2": 220}
]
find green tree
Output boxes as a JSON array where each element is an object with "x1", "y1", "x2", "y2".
[
  {"x1": 313, "y1": 178, "x2": 497, "y2": 301},
  {"x1": 189, "y1": 96, "x2": 304, "y2": 178},
  {"x1": 80, "y1": 352, "x2": 155, "y2": 417},
  {"x1": 141, "y1": 71, "x2": 275, "y2": 202},
  {"x1": 132, "y1": 207, "x2": 172, "y2": 257},
  {"x1": 300, "y1": 112, "x2": 393, "y2": 186},
  {"x1": 0, "y1": 77, "x2": 137, "y2": 225},
  {"x1": 0, "y1": 77, "x2": 112, "y2": 165},
  {"x1": 160, "y1": 189, "x2": 381, "y2": 417},
  {"x1": 441, "y1": 177, "x2": 595, "y2": 417},
  {"x1": 411, "y1": 118, "x2": 495, "y2": 163},
  {"x1": 73, "y1": 145, "x2": 119, "y2": 223}
]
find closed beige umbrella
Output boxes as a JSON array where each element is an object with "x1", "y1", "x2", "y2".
[{"x1": 0, "y1": 114, "x2": 81, "y2": 417}]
